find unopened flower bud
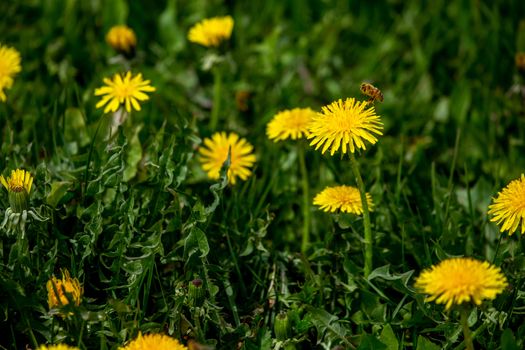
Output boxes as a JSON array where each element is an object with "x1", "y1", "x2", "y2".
[
  {"x1": 1, "y1": 169, "x2": 33, "y2": 213},
  {"x1": 189, "y1": 278, "x2": 205, "y2": 306},
  {"x1": 9, "y1": 190, "x2": 29, "y2": 213},
  {"x1": 106, "y1": 25, "x2": 137, "y2": 58},
  {"x1": 274, "y1": 312, "x2": 291, "y2": 341}
]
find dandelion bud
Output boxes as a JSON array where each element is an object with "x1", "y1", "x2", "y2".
[
  {"x1": 106, "y1": 25, "x2": 137, "y2": 57},
  {"x1": 274, "y1": 312, "x2": 291, "y2": 341},
  {"x1": 9, "y1": 190, "x2": 29, "y2": 213},
  {"x1": 1, "y1": 169, "x2": 33, "y2": 213},
  {"x1": 189, "y1": 278, "x2": 205, "y2": 306}
]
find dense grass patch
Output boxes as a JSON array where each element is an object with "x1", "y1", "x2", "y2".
[{"x1": 1, "y1": 0, "x2": 525, "y2": 349}]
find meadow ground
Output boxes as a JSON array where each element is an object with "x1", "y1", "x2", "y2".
[{"x1": 1, "y1": 1, "x2": 525, "y2": 349}]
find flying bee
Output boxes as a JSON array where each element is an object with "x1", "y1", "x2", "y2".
[{"x1": 360, "y1": 83, "x2": 383, "y2": 103}]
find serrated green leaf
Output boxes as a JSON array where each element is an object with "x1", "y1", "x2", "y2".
[
  {"x1": 183, "y1": 226, "x2": 209, "y2": 261},
  {"x1": 501, "y1": 329, "x2": 520, "y2": 350},
  {"x1": 123, "y1": 124, "x2": 142, "y2": 182},
  {"x1": 416, "y1": 336, "x2": 440, "y2": 350},
  {"x1": 306, "y1": 307, "x2": 348, "y2": 343},
  {"x1": 379, "y1": 324, "x2": 399, "y2": 350},
  {"x1": 46, "y1": 181, "x2": 72, "y2": 208},
  {"x1": 357, "y1": 334, "x2": 387, "y2": 350}
]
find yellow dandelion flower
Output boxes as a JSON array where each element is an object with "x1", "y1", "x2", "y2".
[
  {"x1": 119, "y1": 333, "x2": 188, "y2": 350},
  {"x1": 488, "y1": 174, "x2": 525, "y2": 235},
  {"x1": 415, "y1": 257, "x2": 507, "y2": 311},
  {"x1": 38, "y1": 345, "x2": 80, "y2": 350},
  {"x1": 94, "y1": 71, "x2": 155, "y2": 113},
  {"x1": 188, "y1": 16, "x2": 234, "y2": 47},
  {"x1": 266, "y1": 108, "x2": 316, "y2": 142},
  {"x1": 47, "y1": 269, "x2": 83, "y2": 309},
  {"x1": 199, "y1": 132, "x2": 256, "y2": 185},
  {"x1": 308, "y1": 98, "x2": 383, "y2": 155},
  {"x1": 0, "y1": 169, "x2": 33, "y2": 194},
  {"x1": 313, "y1": 185, "x2": 374, "y2": 215},
  {"x1": 106, "y1": 25, "x2": 137, "y2": 54},
  {"x1": 0, "y1": 44, "x2": 22, "y2": 102}
]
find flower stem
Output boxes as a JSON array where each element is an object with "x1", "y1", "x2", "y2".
[
  {"x1": 492, "y1": 234, "x2": 503, "y2": 264},
  {"x1": 298, "y1": 144, "x2": 310, "y2": 253},
  {"x1": 460, "y1": 308, "x2": 474, "y2": 350},
  {"x1": 24, "y1": 314, "x2": 38, "y2": 349},
  {"x1": 82, "y1": 114, "x2": 105, "y2": 203},
  {"x1": 210, "y1": 67, "x2": 222, "y2": 131},
  {"x1": 349, "y1": 152, "x2": 373, "y2": 278}
]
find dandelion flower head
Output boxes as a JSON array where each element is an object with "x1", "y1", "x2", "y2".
[
  {"x1": 415, "y1": 257, "x2": 507, "y2": 310},
  {"x1": 106, "y1": 25, "x2": 137, "y2": 54},
  {"x1": 119, "y1": 333, "x2": 188, "y2": 350},
  {"x1": 94, "y1": 71, "x2": 155, "y2": 113},
  {"x1": 314, "y1": 185, "x2": 373, "y2": 215},
  {"x1": 188, "y1": 16, "x2": 234, "y2": 47},
  {"x1": 199, "y1": 132, "x2": 256, "y2": 185},
  {"x1": 38, "y1": 345, "x2": 80, "y2": 350},
  {"x1": 266, "y1": 108, "x2": 316, "y2": 142},
  {"x1": 308, "y1": 98, "x2": 383, "y2": 155},
  {"x1": 47, "y1": 269, "x2": 83, "y2": 309},
  {"x1": 0, "y1": 43, "x2": 22, "y2": 102},
  {"x1": 488, "y1": 174, "x2": 525, "y2": 235},
  {"x1": 0, "y1": 169, "x2": 33, "y2": 194}
]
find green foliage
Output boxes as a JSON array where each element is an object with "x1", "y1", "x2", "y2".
[{"x1": 1, "y1": 0, "x2": 525, "y2": 349}]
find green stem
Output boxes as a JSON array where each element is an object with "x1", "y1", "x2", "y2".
[
  {"x1": 460, "y1": 308, "x2": 474, "y2": 350},
  {"x1": 225, "y1": 228, "x2": 247, "y2": 297},
  {"x1": 82, "y1": 114, "x2": 105, "y2": 203},
  {"x1": 192, "y1": 306, "x2": 204, "y2": 341},
  {"x1": 77, "y1": 319, "x2": 85, "y2": 348},
  {"x1": 24, "y1": 315, "x2": 38, "y2": 349},
  {"x1": 210, "y1": 67, "x2": 222, "y2": 131},
  {"x1": 453, "y1": 321, "x2": 487, "y2": 350},
  {"x1": 349, "y1": 152, "x2": 373, "y2": 278},
  {"x1": 298, "y1": 144, "x2": 310, "y2": 253},
  {"x1": 492, "y1": 234, "x2": 503, "y2": 264},
  {"x1": 200, "y1": 257, "x2": 221, "y2": 333}
]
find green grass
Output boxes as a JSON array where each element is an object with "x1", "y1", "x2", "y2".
[{"x1": 1, "y1": 0, "x2": 525, "y2": 349}]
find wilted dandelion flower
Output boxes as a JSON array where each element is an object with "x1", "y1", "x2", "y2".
[
  {"x1": 38, "y1": 345, "x2": 80, "y2": 350},
  {"x1": 266, "y1": 108, "x2": 316, "y2": 141},
  {"x1": 415, "y1": 257, "x2": 507, "y2": 311},
  {"x1": 119, "y1": 333, "x2": 188, "y2": 350},
  {"x1": 199, "y1": 132, "x2": 256, "y2": 185},
  {"x1": 308, "y1": 98, "x2": 383, "y2": 155},
  {"x1": 488, "y1": 174, "x2": 525, "y2": 235},
  {"x1": 0, "y1": 43, "x2": 21, "y2": 102},
  {"x1": 47, "y1": 269, "x2": 83, "y2": 309},
  {"x1": 188, "y1": 16, "x2": 234, "y2": 47},
  {"x1": 314, "y1": 185, "x2": 373, "y2": 214},
  {"x1": 106, "y1": 25, "x2": 137, "y2": 54},
  {"x1": 94, "y1": 71, "x2": 155, "y2": 113}
]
